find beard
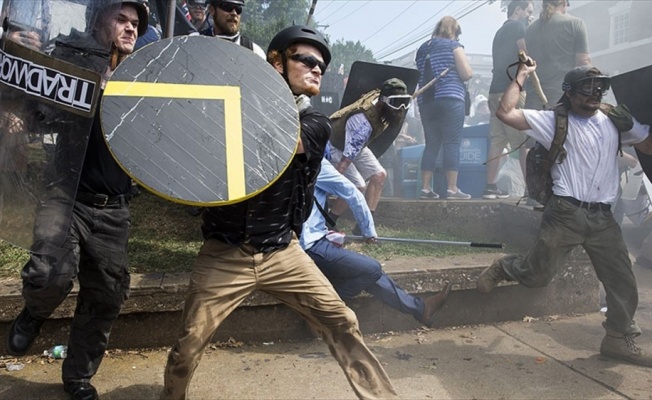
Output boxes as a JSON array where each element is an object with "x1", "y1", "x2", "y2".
[
  {"x1": 578, "y1": 102, "x2": 600, "y2": 113},
  {"x1": 302, "y1": 84, "x2": 320, "y2": 97},
  {"x1": 216, "y1": 19, "x2": 239, "y2": 36}
]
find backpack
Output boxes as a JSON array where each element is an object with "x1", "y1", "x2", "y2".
[
  {"x1": 240, "y1": 36, "x2": 254, "y2": 51},
  {"x1": 525, "y1": 103, "x2": 623, "y2": 205}
]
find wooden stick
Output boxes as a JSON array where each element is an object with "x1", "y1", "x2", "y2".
[
  {"x1": 518, "y1": 50, "x2": 548, "y2": 107},
  {"x1": 413, "y1": 67, "x2": 452, "y2": 99}
]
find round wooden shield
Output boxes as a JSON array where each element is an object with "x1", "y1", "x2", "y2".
[{"x1": 101, "y1": 35, "x2": 300, "y2": 206}]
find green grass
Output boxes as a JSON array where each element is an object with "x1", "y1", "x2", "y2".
[
  {"x1": 0, "y1": 241, "x2": 30, "y2": 278},
  {"x1": 126, "y1": 191, "x2": 203, "y2": 274},
  {"x1": 0, "y1": 191, "x2": 502, "y2": 279}
]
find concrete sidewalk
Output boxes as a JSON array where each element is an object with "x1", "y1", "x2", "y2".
[
  {"x1": 1, "y1": 311, "x2": 652, "y2": 400},
  {"x1": 1, "y1": 226, "x2": 651, "y2": 399},
  {"x1": 3, "y1": 256, "x2": 652, "y2": 400}
]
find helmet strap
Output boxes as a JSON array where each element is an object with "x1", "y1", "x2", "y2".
[{"x1": 280, "y1": 52, "x2": 294, "y2": 93}]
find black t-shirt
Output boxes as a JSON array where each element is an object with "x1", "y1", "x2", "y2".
[
  {"x1": 489, "y1": 19, "x2": 526, "y2": 94},
  {"x1": 201, "y1": 106, "x2": 331, "y2": 252},
  {"x1": 76, "y1": 109, "x2": 132, "y2": 196}
]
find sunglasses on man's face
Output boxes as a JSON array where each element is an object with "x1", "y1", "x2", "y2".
[
  {"x1": 381, "y1": 94, "x2": 412, "y2": 111},
  {"x1": 289, "y1": 54, "x2": 327, "y2": 75},
  {"x1": 217, "y1": 3, "x2": 243, "y2": 15}
]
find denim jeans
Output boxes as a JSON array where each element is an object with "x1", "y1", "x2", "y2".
[
  {"x1": 419, "y1": 97, "x2": 466, "y2": 173},
  {"x1": 307, "y1": 238, "x2": 424, "y2": 320}
]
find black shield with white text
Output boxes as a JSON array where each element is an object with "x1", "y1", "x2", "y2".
[{"x1": 1, "y1": 0, "x2": 103, "y2": 253}]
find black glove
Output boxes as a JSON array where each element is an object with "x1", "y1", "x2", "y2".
[{"x1": 607, "y1": 104, "x2": 634, "y2": 132}]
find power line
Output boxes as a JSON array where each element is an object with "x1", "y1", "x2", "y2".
[
  {"x1": 375, "y1": 1, "x2": 488, "y2": 60},
  {"x1": 373, "y1": 0, "x2": 456, "y2": 59},
  {"x1": 376, "y1": 0, "x2": 493, "y2": 61},
  {"x1": 457, "y1": 0, "x2": 491, "y2": 19},
  {"x1": 360, "y1": 0, "x2": 419, "y2": 43},
  {"x1": 316, "y1": 0, "x2": 352, "y2": 24},
  {"x1": 327, "y1": 1, "x2": 373, "y2": 27},
  {"x1": 314, "y1": 0, "x2": 336, "y2": 15}
]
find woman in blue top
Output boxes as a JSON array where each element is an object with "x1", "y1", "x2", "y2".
[{"x1": 415, "y1": 16, "x2": 473, "y2": 199}]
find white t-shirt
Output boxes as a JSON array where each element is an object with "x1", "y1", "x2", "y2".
[{"x1": 523, "y1": 109, "x2": 649, "y2": 204}]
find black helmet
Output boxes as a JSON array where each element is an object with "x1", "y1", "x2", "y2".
[
  {"x1": 86, "y1": 0, "x2": 149, "y2": 37},
  {"x1": 561, "y1": 66, "x2": 610, "y2": 96},
  {"x1": 267, "y1": 25, "x2": 331, "y2": 67}
]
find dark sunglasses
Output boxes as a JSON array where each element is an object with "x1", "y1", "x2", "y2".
[
  {"x1": 216, "y1": 3, "x2": 243, "y2": 15},
  {"x1": 289, "y1": 54, "x2": 327, "y2": 75}
]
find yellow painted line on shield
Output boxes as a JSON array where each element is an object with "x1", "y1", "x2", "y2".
[{"x1": 104, "y1": 81, "x2": 245, "y2": 200}]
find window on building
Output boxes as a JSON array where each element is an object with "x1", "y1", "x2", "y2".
[{"x1": 612, "y1": 11, "x2": 630, "y2": 46}]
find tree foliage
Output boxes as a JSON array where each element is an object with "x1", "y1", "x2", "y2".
[
  {"x1": 240, "y1": 0, "x2": 311, "y2": 51},
  {"x1": 238, "y1": 0, "x2": 376, "y2": 74},
  {"x1": 329, "y1": 39, "x2": 376, "y2": 76}
]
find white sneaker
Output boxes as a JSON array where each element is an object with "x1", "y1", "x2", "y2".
[{"x1": 447, "y1": 189, "x2": 471, "y2": 200}]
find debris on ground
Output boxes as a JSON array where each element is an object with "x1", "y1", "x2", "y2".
[
  {"x1": 209, "y1": 337, "x2": 244, "y2": 349},
  {"x1": 5, "y1": 362, "x2": 25, "y2": 371}
]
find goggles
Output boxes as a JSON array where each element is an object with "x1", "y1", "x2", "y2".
[
  {"x1": 571, "y1": 76, "x2": 610, "y2": 97},
  {"x1": 381, "y1": 94, "x2": 412, "y2": 110},
  {"x1": 217, "y1": 3, "x2": 243, "y2": 15},
  {"x1": 289, "y1": 53, "x2": 327, "y2": 75}
]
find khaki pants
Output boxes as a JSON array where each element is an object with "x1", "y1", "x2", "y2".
[
  {"x1": 162, "y1": 237, "x2": 398, "y2": 400},
  {"x1": 488, "y1": 92, "x2": 529, "y2": 150}
]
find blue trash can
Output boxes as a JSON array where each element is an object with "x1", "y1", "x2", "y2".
[
  {"x1": 396, "y1": 124, "x2": 489, "y2": 199},
  {"x1": 396, "y1": 144, "x2": 425, "y2": 199}
]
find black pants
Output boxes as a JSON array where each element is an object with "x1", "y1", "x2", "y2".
[{"x1": 21, "y1": 198, "x2": 131, "y2": 383}]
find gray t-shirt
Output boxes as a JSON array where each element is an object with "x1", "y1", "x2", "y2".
[
  {"x1": 524, "y1": 13, "x2": 589, "y2": 108},
  {"x1": 490, "y1": 19, "x2": 527, "y2": 94}
]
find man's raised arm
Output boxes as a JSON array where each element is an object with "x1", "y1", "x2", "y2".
[{"x1": 496, "y1": 62, "x2": 537, "y2": 132}]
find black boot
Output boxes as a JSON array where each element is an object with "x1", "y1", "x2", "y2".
[
  {"x1": 6, "y1": 307, "x2": 44, "y2": 356},
  {"x1": 64, "y1": 381, "x2": 99, "y2": 400}
]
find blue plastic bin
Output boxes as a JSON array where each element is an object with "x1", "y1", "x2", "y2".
[{"x1": 396, "y1": 124, "x2": 489, "y2": 199}]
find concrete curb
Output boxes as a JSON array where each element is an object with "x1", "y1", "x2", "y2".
[{"x1": 0, "y1": 201, "x2": 601, "y2": 353}]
